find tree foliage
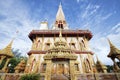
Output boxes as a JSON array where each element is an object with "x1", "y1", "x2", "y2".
[
  {"x1": 117, "y1": 62, "x2": 120, "y2": 68},
  {"x1": 106, "y1": 65, "x2": 113, "y2": 73},
  {"x1": 0, "y1": 58, "x2": 7, "y2": 69},
  {"x1": 7, "y1": 57, "x2": 21, "y2": 73},
  {"x1": 7, "y1": 48, "x2": 27, "y2": 73},
  {"x1": 19, "y1": 73, "x2": 40, "y2": 80}
]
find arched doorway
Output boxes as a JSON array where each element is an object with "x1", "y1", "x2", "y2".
[{"x1": 51, "y1": 59, "x2": 70, "y2": 80}]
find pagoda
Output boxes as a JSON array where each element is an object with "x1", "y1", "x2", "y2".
[
  {"x1": 25, "y1": 3, "x2": 95, "y2": 80},
  {"x1": 0, "y1": 40, "x2": 14, "y2": 72},
  {"x1": 107, "y1": 39, "x2": 120, "y2": 72}
]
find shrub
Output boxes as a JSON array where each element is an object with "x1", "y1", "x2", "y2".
[{"x1": 19, "y1": 73, "x2": 40, "y2": 80}]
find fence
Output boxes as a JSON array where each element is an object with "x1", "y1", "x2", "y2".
[
  {"x1": 0, "y1": 73, "x2": 120, "y2": 80},
  {"x1": 76, "y1": 73, "x2": 120, "y2": 80}
]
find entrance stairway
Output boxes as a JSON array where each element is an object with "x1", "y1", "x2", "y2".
[{"x1": 51, "y1": 74, "x2": 70, "y2": 80}]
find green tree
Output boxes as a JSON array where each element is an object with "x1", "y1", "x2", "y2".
[
  {"x1": 106, "y1": 65, "x2": 113, "y2": 73},
  {"x1": 0, "y1": 58, "x2": 7, "y2": 69},
  {"x1": 19, "y1": 73, "x2": 40, "y2": 80},
  {"x1": 8, "y1": 57, "x2": 27, "y2": 73},
  {"x1": 7, "y1": 57, "x2": 21, "y2": 73},
  {"x1": 117, "y1": 62, "x2": 120, "y2": 68},
  {"x1": 6, "y1": 48, "x2": 28, "y2": 73}
]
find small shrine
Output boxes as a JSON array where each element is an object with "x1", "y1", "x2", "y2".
[
  {"x1": 0, "y1": 40, "x2": 14, "y2": 73},
  {"x1": 107, "y1": 39, "x2": 120, "y2": 72}
]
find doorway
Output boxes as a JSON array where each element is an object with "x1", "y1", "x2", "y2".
[{"x1": 51, "y1": 59, "x2": 70, "y2": 80}]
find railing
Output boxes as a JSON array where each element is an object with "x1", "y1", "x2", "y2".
[
  {"x1": 0, "y1": 73, "x2": 120, "y2": 80},
  {"x1": 0, "y1": 73, "x2": 23, "y2": 80},
  {"x1": 30, "y1": 30, "x2": 92, "y2": 34},
  {"x1": 76, "y1": 73, "x2": 120, "y2": 80}
]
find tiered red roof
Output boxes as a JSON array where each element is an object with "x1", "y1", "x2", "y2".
[{"x1": 29, "y1": 30, "x2": 92, "y2": 41}]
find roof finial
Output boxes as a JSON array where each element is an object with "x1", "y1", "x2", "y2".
[
  {"x1": 107, "y1": 38, "x2": 114, "y2": 48},
  {"x1": 0, "y1": 38, "x2": 14, "y2": 57},
  {"x1": 59, "y1": 28, "x2": 62, "y2": 39},
  {"x1": 59, "y1": 2, "x2": 62, "y2": 7},
  {"x1": 96, "y1": 54, "x2": 99, "y2": 62},
  {"x1": 107, "y1": 38, "x2": 120, "y2": 58},
  {"x1": 56, "y1": 2, "x2": 65, "y2": 21}
]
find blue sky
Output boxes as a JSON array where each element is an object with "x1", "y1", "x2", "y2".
[{"x1": 0, "y1": 0, "x2": 120, "y2": 65}]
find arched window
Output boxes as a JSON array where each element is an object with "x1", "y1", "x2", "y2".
[
  {"x1": 69, "y1": 39, "x2": 76, "y2": 49},
  {"x1": 58, "y1": 24, "x2": 63, "y2": 29},
  {"x1": 44, "y1": 43, "x2": 50, "y2": 50},
  {"x1": 44, "y1": 39, "x2": 51, "y2": 50},
  {"x1": 84, "y1": 59, "x2": 91, "y2": 73},
  {"x1": 75, "y1": 64, "x2": 79, "y2": 71},
  {"x1": 40, "y1": 63, "x2": 46, "y2": 73},
  {"x1": 82, "y1": 40, "x2": 85, "y2": 47},
  {"x1": 56, "y1": 21, "x2": 58, "y2": 24},
  {"x1": 71, "y1": 43, "x2": 76, "y2": 49}
]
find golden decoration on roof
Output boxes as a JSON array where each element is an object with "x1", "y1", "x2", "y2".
[
  {"x1": 14, "y1": 59, "x2": 26, "y2": 73},
  {"x1": 56, "y1": 3, "x2": 65, "y2": 21},
  {"x1": 107, "y1": 39, "x2": 120, "y2": 58},
  {"x1": 44, "y1": 29, "x2": 77, "y2": 60},
  {"x1": 0, "y1": 39, "x2": 14, "y2": 57},
  {"x1": 96, "y1": 55, "x2": 107, "y2": 73}
]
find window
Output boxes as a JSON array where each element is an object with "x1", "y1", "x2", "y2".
[
  {"x1": 56, "y1": 21, "x2": 58, "y2": 24},
  {"x1": 41, "y1": 63, "x2": 46, "y2": 72},
  {"x1": 82, "y1": 40, "x2": 85, "y2": 47},
  {"x1": 43, "y1": 64, "x2": 46, "y2": 71},
  {"x1": 45, "y1": 43, "x2": 50, "y2": 50},
  {"x1": 70, "y1": 43, "x2": 76, "y2": 49},
  {"x1": 58, "y1": 24, "x2": 63, "y2": 29},
  {"x1": 75, "y1": 64, "x2": 79, "y2": 71}
]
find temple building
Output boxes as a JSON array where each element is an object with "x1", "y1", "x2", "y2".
[
  {"x1": 24, "y1": 4, "x2": 98, "y2": 80},
  {"x1": 95, "y1": 55, "x2": 107, "y2": 73},
  {"x1": 0, "y1": 40, "x2": 14, "y2": 73},
  {"x1": 107, "y1": 39, "x2": 120, "y2": 72}
]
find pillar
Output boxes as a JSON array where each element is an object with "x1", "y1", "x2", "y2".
[
  {"x1": 0, "y1": 56, "x2": 6, "y2": 65},
  {"x1": 69, "y1": 60, "x2": 75, "y2": 80},
  {"x1": 45, "y1": 60, "x2": 52, "y2": 80},
  {"x1": 2, "y1": 58, "x2": 10, "y2": 72}
]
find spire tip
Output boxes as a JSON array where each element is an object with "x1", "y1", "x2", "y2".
[{"x1": 59, "y1": 2, "x2": 62, "y2": 7}]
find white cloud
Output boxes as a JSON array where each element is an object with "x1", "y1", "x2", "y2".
[
  {"x1": 90, "y1": 33, "x2": 113, "y2": 65},
  {"x1": 111, "y1": 22, "x2": 120, "y2": 32},
  {"x1": 77, "y1": 0, "x2": 80, "y2": 3},
  {"x1": 90, "y1": 22, "x2": 120, "y2": 65},
  {"x1": 101, "y1": 13, "x2": 112, "y2": 20},
  {"x1": 76, "y1": 0, "x2": 87, "y2": 3},
  {"x1": 76, "y1": 3, "x2": 117, "y2": 65},
  {"x1": 0, "y1": 0, "x2": 39, "y2": 56},
  {"x1": 81, "y1": 4, "x2": 100, "y2": 19}
]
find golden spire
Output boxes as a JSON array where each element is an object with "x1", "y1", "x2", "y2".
[
  {"x1": 95, "y1": 54, "x2": 104, "y2": 67},
  {"x1": 53, "y1": 3, "x2": 69, "y2": 30},
  {"x1": 0, "y1": 39, "x2": 14, "y2": 57},
  {"x1": 96, "y1": 54, "x2": 101, "y2": 63},
  {"x1": 58, "y1": 28, "x2": 66, "y2": 43},
  {"x1": 54, "y1": 28, "x2": 66, "y2": 46},
  {"x1": 95, "y1": 54, "x2": 107, "y2": 73},
  {"x1": 56, "y1": 2, "x2": 65, "y2": 21},
  {"x1": 107, "y1": 39, "x2": 120, "y2": 58}
]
